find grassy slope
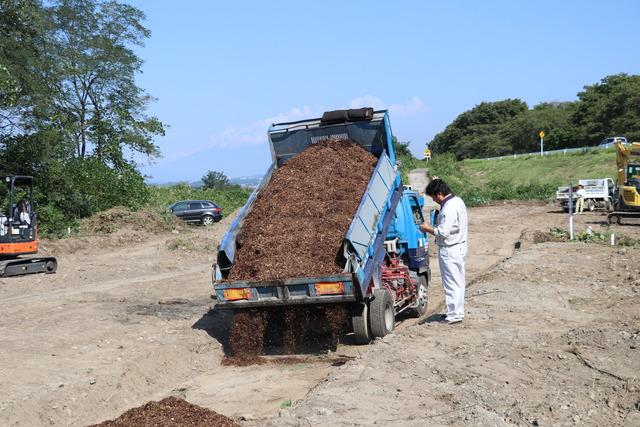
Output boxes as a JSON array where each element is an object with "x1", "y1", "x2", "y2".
[
  {"x1": 463, "y1": 149, "x2": 616, "y2": 188},
  {"x1": 401, "y1": 148, "x2": 617, "y2": 206}
]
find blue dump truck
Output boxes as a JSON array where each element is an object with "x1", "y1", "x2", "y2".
[{"x1": 213, "y1": 109, "x2": 430, "y2": 344}]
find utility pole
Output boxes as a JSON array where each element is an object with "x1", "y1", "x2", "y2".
[{"x1": 568, "y1": 181, "x2": 574, "y2": 240}]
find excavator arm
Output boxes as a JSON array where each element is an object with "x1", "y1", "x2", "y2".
[{"x1": 614, "y1": 141, "x2": 640, "y2": 184}]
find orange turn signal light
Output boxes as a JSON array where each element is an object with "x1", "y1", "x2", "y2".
[
  {"x1": 223, "y1": 288, "x2": 251, "y2": 301},
  {"x1": 315, "y1": 282, "x2": 344, "y2": 295}
]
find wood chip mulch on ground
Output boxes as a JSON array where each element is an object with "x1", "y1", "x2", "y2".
[{"x1": 88, "y1": 396, "x2": 240, "y2": 427}]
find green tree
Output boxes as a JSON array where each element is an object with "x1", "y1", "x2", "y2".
[
  {"x1": 392, "y1": 136, "x2": 413, "y2": 160},
  {"x1": 0, "y1": 0, "x2": 55, "y2": 136},
  {"x1": 498, "y1": 102, "x2": 579, "y2": 153},
  {"x1": 572, "y1": 74, "x2": 640, "y2": 145},
  {"x1": 429, "y1": 99, "x2": 528, "y2": 159},
  {"x1": 0, "y1": 0, "x2": 165, "y2": 235},
  {"x1": 50, "y1": 0, "x2": 165, "y2": 168},
  {"x1": 202, "y1": 170, "x2": 231, "y2": 190}
]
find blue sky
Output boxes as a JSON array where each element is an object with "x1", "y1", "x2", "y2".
[{"x1": 129, "y1": 0, "x2": 640, "y2": 183}]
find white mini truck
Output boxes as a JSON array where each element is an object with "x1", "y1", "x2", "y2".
[{"x1": 556, "y1": 178, "x2": 615, "y2": 212}]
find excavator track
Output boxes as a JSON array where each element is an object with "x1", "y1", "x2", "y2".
[
  {"x1": 0, "y1": 256, "x2": 57, "y2": 277},
  {"x1": 608, "y1": 211, "x2": 640, "y2": 225}
]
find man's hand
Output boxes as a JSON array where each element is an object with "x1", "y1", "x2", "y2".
[{"x1": 420, "y1": 223, "x2": 434, "y2": 235}]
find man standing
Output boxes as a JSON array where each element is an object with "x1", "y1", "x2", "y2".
[
  {"x1": 575, "y1": 184, "x2": 586, "y2": 214},
  {"x1": 419, "y1": 179, "x2": 468, "y2": 324}
]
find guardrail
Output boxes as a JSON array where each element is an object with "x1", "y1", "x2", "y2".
[{"x1": 481, "y1": 145, "x2": 610, "y2": 161}]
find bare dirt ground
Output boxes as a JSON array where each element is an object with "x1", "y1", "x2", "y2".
[{"x1": 1, "y1": 202, "x2": 638, "y2": 426}]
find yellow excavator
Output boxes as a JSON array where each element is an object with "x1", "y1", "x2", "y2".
[{"x1": 609, "y1": 141, "x2": 640, "y2": 224}]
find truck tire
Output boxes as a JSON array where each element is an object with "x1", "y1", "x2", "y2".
[
  {"x1": 370, "y1": 288, "x2": 395, "y2": 338},
  {"x1": 408, "y1": 275, "x2": 428, "y2": 318},
  {"x1": 352, "y1": 303, "x2": 372, "y2": 344},
  {"x1": 587, "y1": 199, "x2": 595, "y2": 211}
]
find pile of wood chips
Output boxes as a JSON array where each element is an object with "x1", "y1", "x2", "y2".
[
  {"x1": 227, "y1": 138, "x2": 377, "y2": 282},
  {"x1": 89, "y1": 397, "x2": 240, "y2": 427}
]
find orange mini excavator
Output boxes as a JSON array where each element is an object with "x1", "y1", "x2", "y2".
[{"x1": 0, "y1": 175, "x2": 57, "y2": 277}]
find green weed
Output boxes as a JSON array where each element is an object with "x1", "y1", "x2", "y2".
[
  {"x1": 168, "y1": 237, "x2": 196, "y2": 251},
  {"x1": 280, "y1": 399, "x2": 292, "y2": 409}
]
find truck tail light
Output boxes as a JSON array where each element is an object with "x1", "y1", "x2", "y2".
[
  {"x1": 223, "y1": 288, "x2": 251, "y2": 301},
  {"x1": 315, "y1": 282, "x2": 344, "y2": 295}
]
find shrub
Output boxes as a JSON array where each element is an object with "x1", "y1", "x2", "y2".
[
  {"x1": 37, "y1": 204, "x2": 75, "y2": 238},
  {"x1": 147, "y1": 184, "x2": 252, "y2": 216},
  {"x1": 35, "y1": 158, "x2": 151, "y2": 236}
]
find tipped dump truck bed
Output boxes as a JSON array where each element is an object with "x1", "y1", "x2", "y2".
[{"x1": 213, "y1": 110, "x2": 406, "y2": 307}]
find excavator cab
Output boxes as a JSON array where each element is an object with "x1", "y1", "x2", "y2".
[
  {"x1": 625, "y1": 164, "x2": 640, "y2": 190},
  {"x1": 609, "y1": 142, "x2": 640, "y2": 224},
  {"x1": 1, "y1": 176, "x2": 37, "y2": 249},
  {"x1": 0, "y1": 175, "x2": 57, "y2": 276}
]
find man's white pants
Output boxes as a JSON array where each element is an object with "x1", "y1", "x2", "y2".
[{"x1": 438, "y1": 243, "x2": 467, "y2": 320}]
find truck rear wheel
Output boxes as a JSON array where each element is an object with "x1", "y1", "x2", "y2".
[
  {"x1": 408, "y1": 275, "x2": 428, "y2": 318},
  {"x1": 370, "y1": 288, "x2": 395, "y2": 338},
  {"x1": 352, "y1": 303, "x2": 372, "y2": 344}
]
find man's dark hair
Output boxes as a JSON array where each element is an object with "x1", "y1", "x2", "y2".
[{"x1": 425, "y1": 179, "x2": 452, "y2": 197}]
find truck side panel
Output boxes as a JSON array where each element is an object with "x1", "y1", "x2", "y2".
[
  {"x1": 216, "y1": 164, "x2": 275, "y2": 277},
  {"x1": 344, "y1": 152, "x2": 402, "y2": 296}
]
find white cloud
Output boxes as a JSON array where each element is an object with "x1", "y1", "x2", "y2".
[
  {"x1": 211, "y1": 104, "x2": 326, "y2": 149},
  {"x1": 349, "y1": 95, "x2": 387, "y2": 110},
  {"x1": 349, "y1": 95, "x2": 427, "y2": 117},
  {"x1": 166, "y1": 105, "x2": 326, "y2": 161}
]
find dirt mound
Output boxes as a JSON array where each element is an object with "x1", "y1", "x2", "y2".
[
  {"x1": 227, "y1": 138, "x2": 377, "y2": 281},
  {"x1": 80, "y1": 207, "x2": 180, "y2": 235},
  {"x1": 88, "y1": 396, "x2": 239, "y2": 427},
  {"x1": 41, "y1": 207, "x2": 183, "y2": 255}
]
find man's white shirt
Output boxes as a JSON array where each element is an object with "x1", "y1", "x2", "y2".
[{"x1": 434, "y1": 195, "x2": 468, "y2": 247}]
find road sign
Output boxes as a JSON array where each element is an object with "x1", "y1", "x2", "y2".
[{"x1": 539, "y1": 131, "x2": 545, "y2": 138}]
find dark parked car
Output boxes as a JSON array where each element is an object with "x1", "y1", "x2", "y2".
[{"x1": 169, "y1": 200, "x2": 222, "y2": 225}]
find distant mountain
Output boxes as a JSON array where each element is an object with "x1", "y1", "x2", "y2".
[
  {"x1": 149, "y1": 175, "x2": 263, "y2": 188},
  {"x1": 229, "y1": 175, "x2": 263, "y2": 188},
  {"x1": 147, "y1": 180, "x2": 201, "y2": 188}
]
